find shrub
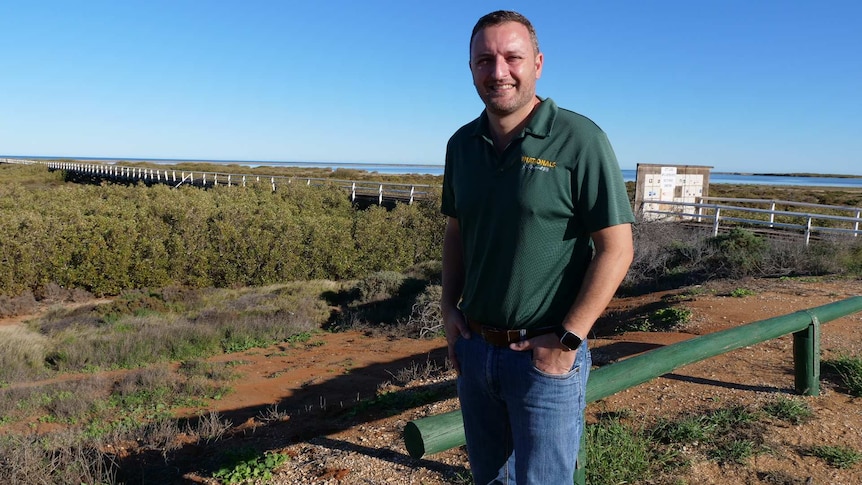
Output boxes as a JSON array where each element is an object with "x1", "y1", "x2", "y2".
[
  {"x1": 842, "y1": 240, "x2": 862, "y2": 275},
  {"x1": 707, "y1": 228, "x2": 767, "y2": 278},
  {"x1": 0, "y1": 167, "x2": 446, "y2": 297},
  {"x1": 356, "y1": 271, "x2": 407, "y2": 302},
  {"x1": 405, "y1": 284, "x2": 443, "y2": 338}
]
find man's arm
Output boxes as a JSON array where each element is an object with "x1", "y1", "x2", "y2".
[
  {"x1": 441, "y1": 217, "x2": 469, "y2": 373},
  {"x1": 511, "y1": 222, "x2": 633, "y2": 374},
  {"x1": 560, "y1": 222, "x2": 634, "y2": 340}
]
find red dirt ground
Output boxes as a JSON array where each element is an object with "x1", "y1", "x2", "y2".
[{"x1": 3, "y1": 277, "x2": 862, "y2": 484}]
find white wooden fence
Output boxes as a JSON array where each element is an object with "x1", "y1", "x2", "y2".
[
  {"x1": 640, "y1": 197, "x2": 862, "y2": 245},
  {"x1": 1, "y1": 158, "x2": 435, "y2": 205}
]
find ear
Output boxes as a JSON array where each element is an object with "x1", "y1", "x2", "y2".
[{"x1": 534, "y1": 52, "x2": 544, "y2": 79}]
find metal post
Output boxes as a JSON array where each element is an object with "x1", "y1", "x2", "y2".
[
  {"x1": 854, "y1": 210, "x2": 860, "y2": 237},
  {"x1": 793, "y1": 313, "x2": 820, "y2": 396},
  {"x1": 769, "y1": 202, "x2": 776, "y2": 228},
  {"x1": 378, "y1": 184, "x2": 383, "y2": 205},
  {"x1": 574, "y1": 423, "x2": 587, "y2": 485},
  {"x1": 712, "y1": 207, "x2": 721, "y2": 236},
  {"x1": 805, "y1": 217, "x2": 812, "y2": 246},
  {"x1": 404, "y1": 297, "x2": 862, "y2": 459}
]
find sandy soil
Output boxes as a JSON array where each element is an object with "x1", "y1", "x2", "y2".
[{"x1": 3, "y1": 277, "x2": 862, "y2": 484}]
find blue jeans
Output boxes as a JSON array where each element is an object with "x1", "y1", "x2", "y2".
[{"x1": 455, "y1": 333, "x2": 590, "y2": 485}]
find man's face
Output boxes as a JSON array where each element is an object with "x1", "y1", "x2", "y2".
[{"x1": 469, "y1": 21, "x2": 543, "y2": 118}]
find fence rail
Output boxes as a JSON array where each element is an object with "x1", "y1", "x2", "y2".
[
  {"x1": 640, "y1": 197, "x2": 862, "y2": 244},
  {"x1": 1, "y1": 158, "x2": 436, "y2": 205},
  {"x1": 404, "y1": 297, "x2": 862, "y2": 484}
]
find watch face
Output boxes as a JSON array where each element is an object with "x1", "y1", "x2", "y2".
[{"x1": 560, "y1": 331, "x2": 582, "y2": 350}]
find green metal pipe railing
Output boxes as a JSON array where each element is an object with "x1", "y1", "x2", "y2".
[{"x1": 404, "y1": 296, "x2": 862, "y2": 465}]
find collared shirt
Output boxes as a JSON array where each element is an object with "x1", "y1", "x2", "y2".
[{"x1": 442, "y1": 97, "x2": 634, "y2": 329}]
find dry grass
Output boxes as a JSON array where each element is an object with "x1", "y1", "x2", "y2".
[{"x1": 0, "y1": 326, "x2": 50, "y2": 384}]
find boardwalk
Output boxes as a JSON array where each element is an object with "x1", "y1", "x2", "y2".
[{"x1": 2, "y1": 158, "x2": 438, "y2": 206}]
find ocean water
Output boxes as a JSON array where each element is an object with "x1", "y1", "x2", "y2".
[{"x1": 6, "y1": 156, "x2": 862, "y2": 188}]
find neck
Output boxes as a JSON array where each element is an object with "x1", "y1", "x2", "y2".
[{"x1": 487, "y1": 96, "x2": 541, "y2": 152}]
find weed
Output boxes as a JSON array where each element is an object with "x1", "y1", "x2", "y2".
[
  {"x1": 708, "y1": 439, "x2": 755, "y2": 464},
  {"x1": 388, "y1": 357, "x2": 444, "y2": 386},
  {"x1": 646, "y1": 404, "x2": 766, "y2": 470},
  {"x1": 647, "y1": 307, "x2": 693, "y2": 330},
  {"x1": 0, "y1": 326, "x2": 49, "y2": 383},
  {"x1": 807, "y1": 445, "x2": 862, "y2": 469},
  {"x1": 586, "y1": 418, "x2": 657, "y2": 484},
  {"x1": 706, "y1": 405, "x2": 759, "y2": 429},
  {"x1": 822, "y1": 354, "x2": 862, "y2": 396},
  {"x1": 762, "y1": 396, "x2": 813, "y2": 424},
  {"x1": 193, "y1": 411, "x2": 232, "y2": 443},
  {"x1": 652, "y1": 416, "x2": 709, "y2": 444},
  {"x1": 212, "y1": 448, "x2": 288, "y2": 484},
  {"x1": 730, "y1": 287, "x2": 756, "y2": 298},
  {"x1": 285, "y1": 331, "x2": 312, "y2": 344},
  {"x1": 258, "y1": 404, "x2": 291, "y2": 423}
]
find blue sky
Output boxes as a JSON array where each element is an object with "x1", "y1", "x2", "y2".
[{"x1": 1, "y1": 1, "x2": 860, "y2": 175}]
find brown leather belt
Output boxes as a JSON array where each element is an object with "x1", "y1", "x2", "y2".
[{"x1": 467, "y1": 319, "x2": 556, "y2": 347}]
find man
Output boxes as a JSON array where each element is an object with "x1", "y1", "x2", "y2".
[{"x1": 440, "y1": 10, "x2": 635, "y2": 485}]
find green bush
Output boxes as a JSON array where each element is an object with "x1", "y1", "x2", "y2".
[
  {"x1": 707, "y1": 228, "x2": 767, "y2": 278},
  {"x1": 356, "y1": 271, "x2": 407, "y2": 302},
  {"x1": 0, "y1": 165, "x2": 446, "y2": 297}
]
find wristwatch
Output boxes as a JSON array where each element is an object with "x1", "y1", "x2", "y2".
[{"x1": 555, "y1": 327, "x2": 583, "y2": 351}]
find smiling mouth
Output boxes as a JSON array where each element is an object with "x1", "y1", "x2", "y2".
[{"x1": 487, "y1": 83, "x2": 515, "y2": 95}]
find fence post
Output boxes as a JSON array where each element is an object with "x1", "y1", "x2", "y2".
[
  {"x1": 769, "y1": 202, "x2": 776, "y2": 228},
  {"x1": 855, "y1": 210, "x2": 860, "y2": 237},
  {"x1": 378, "y1": 184, "x2": 383, "y2": 205},
  {"x1": 574, "y1": 426, "x2": 587, "y2": 485},
  {"x1": 793, "y1": 313, "x2": 820, "y2": 396},
  {"x1": 712, "y1": 207, "x2": 721, "y2": 236},
  {"x1": 805, "y1": 217, "x2": 812, "y2": 245}
]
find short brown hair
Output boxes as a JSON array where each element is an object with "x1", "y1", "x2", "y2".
[{"x1": 470, "y1": 10, "x2": 540, "y2": 55}]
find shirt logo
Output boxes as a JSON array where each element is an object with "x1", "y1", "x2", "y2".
[{"x1": 521, "y1": 155, "x2": 556, "y2": 172}]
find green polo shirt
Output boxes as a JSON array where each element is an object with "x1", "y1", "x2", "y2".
[{"x1": 442, "y1": 97, "x2": 634, "y2": 329}]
